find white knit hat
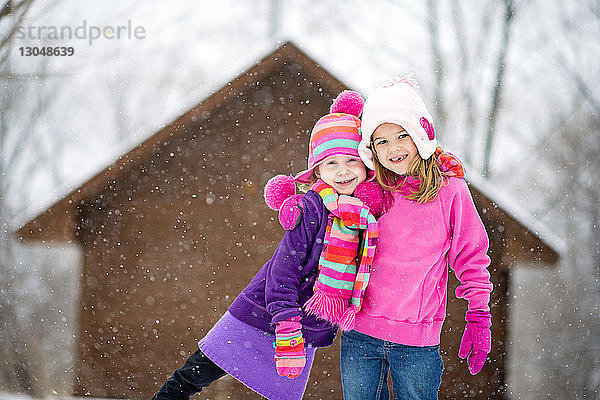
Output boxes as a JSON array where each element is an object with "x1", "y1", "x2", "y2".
[{"x1": 358, "y1": 74, "x2": 438, "y2": 170}]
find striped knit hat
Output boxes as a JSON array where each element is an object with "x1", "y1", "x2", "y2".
[{"x1": 294, "y1": 91, "x2": 364, "y2": 183}]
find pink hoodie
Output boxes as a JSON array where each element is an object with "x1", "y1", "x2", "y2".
[{"x1": 353, "y1": 177, "x2": 493, "y2": 346}]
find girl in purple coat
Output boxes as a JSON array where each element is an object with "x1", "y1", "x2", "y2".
[{"x1": 152, "y1": 91, "x2": 382, "y2": 400}]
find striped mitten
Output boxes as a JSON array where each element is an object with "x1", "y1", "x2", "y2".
[{"x1": 274, "y1": 316, "x2": 306, "y2": 379}]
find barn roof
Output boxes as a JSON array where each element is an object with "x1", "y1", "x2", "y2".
[{"x1": 16, "y1": 41, "x2": 562, "y2": 267}]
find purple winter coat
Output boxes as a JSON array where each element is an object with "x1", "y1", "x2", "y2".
[{"x1": 228, "y1": 190, "x2": 336, "y2": 347}]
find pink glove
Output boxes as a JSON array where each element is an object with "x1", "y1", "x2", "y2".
[
  {"x1": 353, "y1": 180, "x2": 385, "y2": 218},
  {"x1": 278, "y1": 194, "x2": 303, "y2": 230},
  {"x1": 458, "y1": 310, "x2": 491, "y2": 375},
  {"x1": 264, "y1": 175, "x2": 303, "y2": 230},
  {"x1": 274, "y1": 316, "x2": 306, "y2": 379}
]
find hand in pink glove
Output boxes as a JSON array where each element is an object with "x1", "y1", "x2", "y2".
[
  {"x1": 274, "y1": 316, "x2": 306, "y2": 379},
  {"x1": 278, "y1": 194, "x2": 303, "y2": 230},
  {"x1": 263, "y1": 175, "x2": 303, "y2": 230},
  {"x1": 353, "y1": 180, "x2": 385, "y2": 218},
  {"x1": 458, "y1": 310, "x2": 491, "y2": 375}
]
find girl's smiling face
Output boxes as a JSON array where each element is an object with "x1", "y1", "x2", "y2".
[
  {"x1": 316, "y1": 155, "x2": 367, "y2": 195},
  {"x1": 372, "y1": 123, "x2": 418, "y2": 175}
]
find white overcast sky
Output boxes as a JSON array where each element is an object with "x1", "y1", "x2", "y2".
[{"x1": 4, "y1": 0, "x2": 598, "y2": 227}]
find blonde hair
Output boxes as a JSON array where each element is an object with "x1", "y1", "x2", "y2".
[
  {"x1": 296, "y1": 171, "x2": 319, "y2": 193},
  {"x1": 371, "y1": 140, "x2": 445, "y2": 204}
]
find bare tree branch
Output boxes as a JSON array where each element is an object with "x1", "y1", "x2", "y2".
[
  {"x1": 450, "y1": 0, "x2": 478, "y2": 164},
  {"x1": 0, "y1": 1, "x2": 73, "y2": 394},
  {"x1": 554, "y1": 52, "x2": 600, "y2": 114},
  {"x1": 427, "y1": 0, "x2": 446, "y2": 138},
  {"x1": 0, "y1": 0, "x2": 36, "y2": 55},
  {"x1": 481, "y1": 0, "x2": 516, "y2": 177}
]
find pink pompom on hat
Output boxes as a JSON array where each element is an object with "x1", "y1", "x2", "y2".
[
  {"x1": 294, "y1": 90, "x2": 365, "y2": 183},
  {"x1": 358, "y1": 74, "x2": 438, "y2": 170}
]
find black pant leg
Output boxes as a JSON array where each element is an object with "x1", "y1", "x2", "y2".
[{"x1": 152, "y1": 349, "x2": 227, "y2": 400}]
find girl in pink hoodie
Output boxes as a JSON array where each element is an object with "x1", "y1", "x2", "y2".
[{"x1": 341, "y1": 75, "x2": 494, "y2": 400}]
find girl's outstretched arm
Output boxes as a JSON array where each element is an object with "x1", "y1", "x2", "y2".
[{"x1": 264, "y1": 192, "x2": 323, "y2": 325}]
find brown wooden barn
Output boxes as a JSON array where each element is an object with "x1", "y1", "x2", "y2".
[{"x1": 17, "y1": 42, "x2": 560, "y2": 399}]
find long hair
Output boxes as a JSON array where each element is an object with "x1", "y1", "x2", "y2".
[
  {"x1": 296, "y1": 171, "x2": 319, "y2": 193},
  {"x1": 371, "y1": 141, "x2": 444, "y2": 204}
]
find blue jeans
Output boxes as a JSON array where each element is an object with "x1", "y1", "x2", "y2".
[
  {"x1": 152, "y1": 349, "x2": 227, "y2": 400},
  {"x1": 340, "y1": 330, "x2": 443, "y2": 400}
]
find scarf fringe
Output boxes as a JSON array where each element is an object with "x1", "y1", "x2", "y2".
[
  {"x1": 306, "y1": 180, "x2": 379, "y2": 331},
  {"x1": 304, "y1": 289, "x2": 347, "y2": 324},
  {"x1": 339, "y1": 305, "x2": 358, "y2": 331}
]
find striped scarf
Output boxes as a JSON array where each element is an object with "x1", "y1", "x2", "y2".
[{"x1": 303, "y1": 180, "x2": 379, "y2": 331}]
